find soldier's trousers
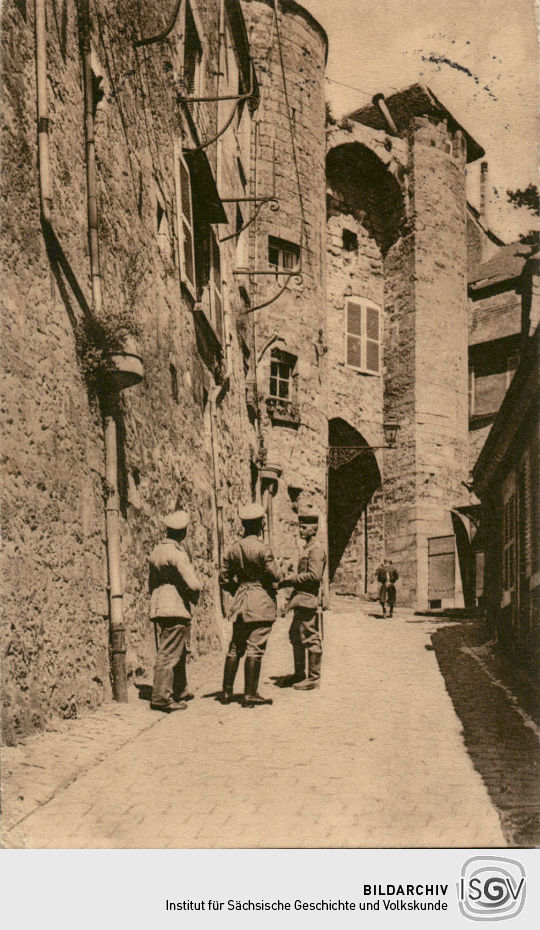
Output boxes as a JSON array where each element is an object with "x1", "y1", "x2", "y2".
[
  {"x1": 289, "y1": 607, "x2": 322, "y2": 655},
  {"x1": 227, "y1": 619, "x2": 273, "y2": 660},
  {"x1": 152, "y1": 617, "x2": 190, "y2": 706}
]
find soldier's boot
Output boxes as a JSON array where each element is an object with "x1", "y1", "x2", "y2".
[
  {"x1": 220, "y1": 655, "x2": 239, "y2": 704},
  {"x1": 293, "y1": 651, "x2": 321, "y2": 690},
  {"x1": 242, "y1": 657, "x2": 273, "y2": 707},
  {"x1": 281, "y1": 644, "x2": 306, "y2": 685}
]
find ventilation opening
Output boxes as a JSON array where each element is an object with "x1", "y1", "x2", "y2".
[
  {"x1": 342, "y1": 229, "x2": 358, "y2": 252},
  {"x1": 170, "y1": 363, "x2": 179, "y2": 403}
]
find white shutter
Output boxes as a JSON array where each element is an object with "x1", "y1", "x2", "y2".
[
  {"x1": 365, "y1": 304, "x2": 380, "y2": 373},
  {"x1": 173, "y1": 142, "x2": 196, "y2": 298},
  {"x1": 346, "y1": 300, "x2": 363, "y2": 369}
]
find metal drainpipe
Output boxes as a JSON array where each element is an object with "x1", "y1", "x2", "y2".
[
  {"x1": 80, "y1": 0, "x2": 127, "y2": 702},
  {"x1": 34, "y1": 0, "x2": 52, "y2": 225},
  {"x1": 209, "y1": 385, "x2": 226, "y2": 615}
]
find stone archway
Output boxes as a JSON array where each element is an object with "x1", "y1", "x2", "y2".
[
  {"x1": 328, "y1": 418, "x2": 382, "y2": 594},
  {"x1": 326, "y1": 138, "x2": 406, "y2": 255}
]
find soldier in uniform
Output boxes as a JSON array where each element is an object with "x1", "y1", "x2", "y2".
[
  {"x1": 219, "y1": 503, "x2": 280, "y2": 708},
  {"x1": 149, "y1": 510, "x2": 201, "y2": 712},
  {"x1": 279, "y1": 511, "x2": 326, "y2": 690},
  {"x1": 375, "y1": 558, "x2": 399, "y2": 618}
]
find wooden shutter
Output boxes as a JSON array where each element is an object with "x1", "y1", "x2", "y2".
[
  {"x1": 502, "y1": 473, "x2": 517, "y2": 593},
  {"x1": 173, "y1": 143, "x2": 196, "y2": 298},
  {"x1": 210, "y1": 231, "x2": 223, "y2": 343},
  {"x1": 365, "y1": 304, "x2": 380, "y2": 373},
  {"x1": 346, "y1": 300, "x2": 363, "y2": 369}
]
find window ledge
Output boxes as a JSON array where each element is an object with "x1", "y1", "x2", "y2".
[
  {"x1": 266, "y1": 397, "x2": 300, "y2": 425},
  {"x1": 346, "y1": 365, "x2": 381, "y2": 377}
]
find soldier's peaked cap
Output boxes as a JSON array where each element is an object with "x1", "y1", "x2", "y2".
[
  {"x1": 298, "y1": 510, "x2": 319, "y2": 524},
  {"x1": 239, "y1": 503, "x2": 265, "y2": 522},
  {"x1": 163, "y1": 510, "x2": 190, "y2": 530}
]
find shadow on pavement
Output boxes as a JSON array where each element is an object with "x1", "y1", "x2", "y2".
[{"x1": 431, "y1": 622, "x2": 540, "y2": 847}]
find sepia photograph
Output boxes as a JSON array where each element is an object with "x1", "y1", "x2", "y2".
[{"x1": 1, "y1": 0, "x2": 538, "y2": 867}]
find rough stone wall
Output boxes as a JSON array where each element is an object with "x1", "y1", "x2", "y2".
[
  {"x1": 382, "y1": 231, "x2": 418, "y2": 604},
  {"x1": 411, "y1": 117, "x2": 470, "y2": 608},
  {"x1": 241, "y1": 0, "x2": 327, "y2": 570},
  {"x1": 326, "y1": 206, "x2": 384, "y2": 595},
  {"x1": 1, "y1": 0, "x2": 254, "y2": 742}
]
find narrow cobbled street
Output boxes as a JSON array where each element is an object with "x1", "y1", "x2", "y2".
[{"x1": 5, "y1": 600, "x2": 537, "y2": 850}]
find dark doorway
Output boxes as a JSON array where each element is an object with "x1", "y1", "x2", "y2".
[{"x1": 328, "y1": 418, "x2": 382, "y2": 591}]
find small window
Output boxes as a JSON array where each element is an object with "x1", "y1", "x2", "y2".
[
  {"x1": 268, "y1": 236, "x2": 300, "y2": 273},
  {"x1": 269, "y1": 353, "x2": 293, "y2": 401},
  {"x1": 342, "y1": 229, "x2": 358, "y2": 252},
  {"x1": 345, "y1": 298, "x2": 381, "y2": 375},
  {"x1": 267, "y1": 348, "x2": 299, "y2": 423},
  {"x1": 174, "y1": 147, "x2": 196, "y2": 297}
]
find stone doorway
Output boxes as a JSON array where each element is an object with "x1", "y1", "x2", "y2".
[{"x1": 328, "y1": 418, "x2": 382, "y2": 595}]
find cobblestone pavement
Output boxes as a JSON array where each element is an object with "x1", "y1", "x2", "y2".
[
  {"x1": 431, "y1": 623, "x2": 540, "y2": 847},
  {"x1": 2, "y1": 601, "x2": 509, "y2": 849}
]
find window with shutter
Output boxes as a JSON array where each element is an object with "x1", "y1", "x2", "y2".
[
  {"x1": 210, "y1": 231, "x2": 223, "y2": 344},
  {"x1": 174, "y1": 145, "x2": 196, "y2": 298},
  {"x1": 345, "y1": 299, "x2": 381, "y2": 374},
  {"x1": 346, "y1": 301, "x2": 363, "y2": 369},
  {"x1": 365, "y1": 305, "x2": 380, "y2": 373},
  {"x1": 502, "y1": 475, "x2": 517, "y2": 595}
]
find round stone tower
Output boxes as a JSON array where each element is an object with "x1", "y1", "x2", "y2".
[{"x1": 240, "y1": 0, "x2": 328, "y2": 566}]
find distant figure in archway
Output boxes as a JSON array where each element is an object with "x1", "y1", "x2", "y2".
[{"x1": 375, "y1": 559, "x2": 399, "y2": 618}]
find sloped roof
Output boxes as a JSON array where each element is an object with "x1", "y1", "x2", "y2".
[
  {"x1": 349, "y1": 83, "x2": 484, "y2": 163},
  {"x1": 468, "y1": 242, "x2": 528, "y2": 289}
]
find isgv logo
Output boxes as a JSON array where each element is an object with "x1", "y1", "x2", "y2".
[{"x1": 458, "y1": 857, "x2": 526, "y2": 921}]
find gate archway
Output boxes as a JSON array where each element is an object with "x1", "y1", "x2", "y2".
[{"x1": 328, "y1": 418, "x2": 382, "y2": 593}]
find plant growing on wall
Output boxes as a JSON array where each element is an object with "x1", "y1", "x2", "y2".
[{"x1": 75, "y1": 307, "x2": 142, "y2": 395}]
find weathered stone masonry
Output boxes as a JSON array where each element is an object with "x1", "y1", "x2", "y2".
[
  {"x1": 3, "y1": 1, "x2": 517, "y2": 740},
  {"x1": 1, "y1": 0, "x2": 255, "y2": 742}
]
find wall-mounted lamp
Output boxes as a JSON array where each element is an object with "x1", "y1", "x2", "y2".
[{"x1": 382, "y1": 422, "x2": 400, "y2": 448}]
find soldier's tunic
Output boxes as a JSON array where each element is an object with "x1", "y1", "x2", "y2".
[
  {"x1": 149, "y1": 538, "x2": 201, "y2": 707},
  {"x1": 288, "y1": 539, "x2": 326, "y2": 656},
  {"x1": 220, "y1": 535, "x2": 279, "y2": 659}
]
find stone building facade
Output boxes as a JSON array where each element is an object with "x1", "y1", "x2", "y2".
[
  {"x1": 240, "y1": 0, "x2": 328, "y2": 574},
  {"x1": 326, "y1": 87, "x2": 484, "y2": 610},
  {"x1": 1, "y1": 0, "x2": 258, "y2": 741},
  {"x1": 473, "y1": 253, "x2": 539, "y2": 667},
  {"x1": 2, "y1": 0, "x2": 530, "y2": 740}
]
